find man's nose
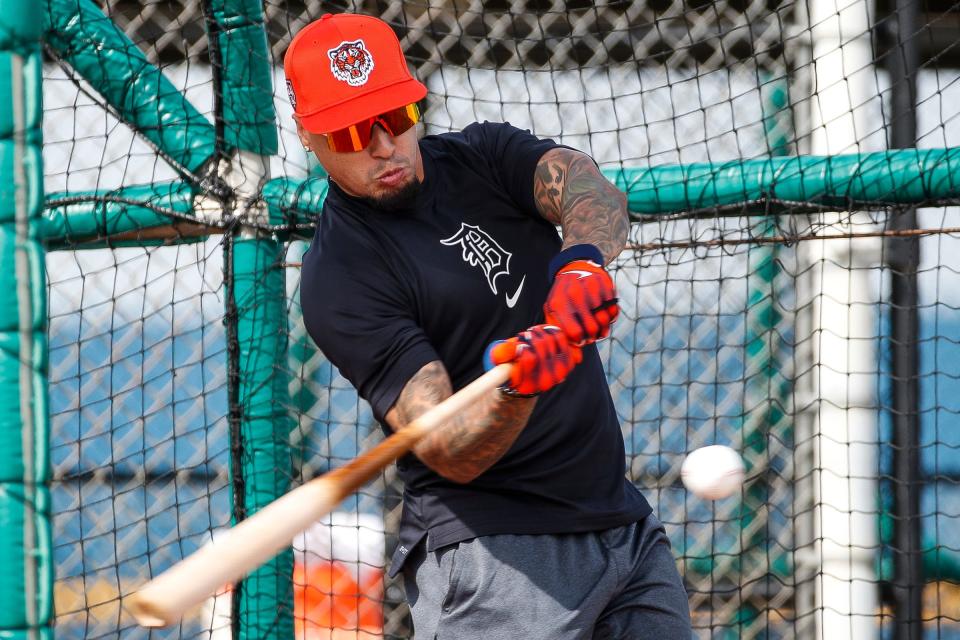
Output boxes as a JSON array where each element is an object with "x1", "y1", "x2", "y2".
[{"x1": 367, "y1": 123, "x2": 396, "y2": 158}]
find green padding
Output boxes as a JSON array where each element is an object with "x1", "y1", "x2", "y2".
[
  {"x1": 612, "y1": 147, "x2": 960, "y2": 215},
  {"x1": 262, "y1": 176, "x2": 328, "y2": 226},
  {"x1": 879, "y1": 510, "x2": 960, "y2": 582},
  {"x1": 231, "y1": 238, "x2": 293, "y2": 639},
  {"x1": 43, "y1": 181, "x2": 197, "y2": 247},
  {"x1": 209, "y1": 0, "x2": 278, "y2": 154},
  {"x1": 43, "y1": 0, "x2": 216, "y2": 174},
  {"x1": 263, "y1": 147, "x2": 960, "y2": 223},
  {"x1": 0, "y1": 0, "x2": 41, "y2": 50},
  {"x1": 0, "y1": 484, "x2": 53, "y2": 628},
  {"x1": 0, "y1": 233, "x2": 48, "y2": 487},
  {"x1": 0, "y1": 630, "x2": 54, "y2": 639},
  {"x1": 922, "y1": 545, "x2": 960, "y2": 582},
  {"x1": 0, "y1": 231, "x2": 46, "y2": 333},
  {"x1": 1, "y1": 4, "x2": 50, "y2": 634},
  {"x1": 877, "y1": 538, "x2": 960, "y2": 583},
  {"x1": 0, "y1": 51, "x2": 42, "y2": 143},
  {"x1": 0, "y1": 141, "x2": 43, "y2": 225},
  {"x1": 0, "y1": 328, "x2": 49, "y2": 484}
]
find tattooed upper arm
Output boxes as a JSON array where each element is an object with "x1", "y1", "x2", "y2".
[
  {"x1": 533, "y1": 147, "x2": 629, "y2": 263},
  {"x1": 533, "y1": 149, "x2": 566, "y2": 225}
]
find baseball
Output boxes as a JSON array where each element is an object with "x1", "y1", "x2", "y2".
[{"x1": 680, "y1": 445, "x2": 745, "y2": 500}]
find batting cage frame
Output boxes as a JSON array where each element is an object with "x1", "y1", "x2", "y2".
[{"x1": 2, "y1": 0, "x2": 960, "y2": 638}]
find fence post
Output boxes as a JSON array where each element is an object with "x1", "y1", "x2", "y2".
[
  {"x1": 0, "y1": 3, "x2": 52, "y2": 638},
  {"x1": 202, "y1": 0, "x2": 292, "y2": 636}
]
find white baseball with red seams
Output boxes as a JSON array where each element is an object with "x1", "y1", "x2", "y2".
[{"x1": 680, "y1": 445, "x2": 745, "y2": 500}]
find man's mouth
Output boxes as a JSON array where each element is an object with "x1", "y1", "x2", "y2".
[{"x1": 375, "y1": 167, "x2": 407, "y2": 188}]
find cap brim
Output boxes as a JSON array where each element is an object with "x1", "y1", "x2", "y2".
[{"x1": 298, "y1": 78, "x2": 428, "y2": 134}]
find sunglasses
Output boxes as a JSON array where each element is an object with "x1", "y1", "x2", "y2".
[{"x1": 323, "y1": 103, "x2": 421, "y2": 152}]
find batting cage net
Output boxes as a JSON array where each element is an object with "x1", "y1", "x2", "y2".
[{"x1": 3, "y1": 0, "x2": 957, "y2": 638}]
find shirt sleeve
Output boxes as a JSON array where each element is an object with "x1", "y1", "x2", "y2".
[
  {"x1": 460, "y1": 121, "x2": 564, "y2": 217},
  {"x1": 300, "y1": 253, "x2": 440, "y2": 426}
]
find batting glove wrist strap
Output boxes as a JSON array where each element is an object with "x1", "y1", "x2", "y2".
[
  {"x1": 483, "y1": 325, "x2": 582, "y2": 397},
  {"x1": 547, "y1": 243, "x2": 604, "y2": 279},
  {"x1": 543, "y1": 245, "x2": 618, "y2": 346}
]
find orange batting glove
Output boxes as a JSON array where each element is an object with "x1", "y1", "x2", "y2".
[
  {"x1": 543, "y1": 244, "x2": 619, "y2": 346},
  {"x1": 483, "y1": 325, "x2": 582, "y2": 396}
]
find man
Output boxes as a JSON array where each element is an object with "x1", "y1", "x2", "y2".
[{"x1": 286, "y1": 13, "x2": 691, "y2": 639}]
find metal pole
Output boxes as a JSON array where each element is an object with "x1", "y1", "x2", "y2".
[
  {"x1": 800, "y1": 1, "x2": 881, "y2": 637},
  {"x1": 885, "y1": 0, "x2": 923, "y2": 636}
]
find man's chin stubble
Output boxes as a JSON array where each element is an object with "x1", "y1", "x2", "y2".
[{"x1": 364, "y1": 177, "x2": 422, "y2": 212}]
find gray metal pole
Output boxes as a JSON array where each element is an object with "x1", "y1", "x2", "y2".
[{"x1": 885, "y1": 0, "x2": 923, "y2": 637}]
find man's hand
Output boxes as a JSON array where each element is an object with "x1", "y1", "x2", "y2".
[
  {"x1": 543, "y1": 244, "x2": 619, "y2": 345},
  {"x1": 484, "y1": 325, "x2": 582, "y2": 396}
]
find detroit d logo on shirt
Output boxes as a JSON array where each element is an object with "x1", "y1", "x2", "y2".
[
  {"x1": 328, "y1": 39, "x2": 374, "y2": 87},
  {"x1": 441, "y1": 223, "x2": 525, "y2": 307}
]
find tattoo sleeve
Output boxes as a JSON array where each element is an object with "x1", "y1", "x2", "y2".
[
  {"x1": 533, "y1": 147, "x2": 629, "y2": 263},
  {"x1": 385, "y1": 361, "x2": 537, "y2": 483}
]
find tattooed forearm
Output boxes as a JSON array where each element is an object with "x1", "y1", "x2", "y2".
[
  {"x1": 392, "y1": 361, "x2": 452, "y2": 422},
  {"x1": 386, "y1": 361, "x2": 537, "y2": 483},
  {"x1": 533, "y1": 148, "x2": 629, "y2": 263}
]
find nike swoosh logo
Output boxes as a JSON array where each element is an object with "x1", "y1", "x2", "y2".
[
  {"x1": 564, "y1": 269, "x2": 593, "y2": 279},
  {"x1": 505, "y1": 275, "x2": 526, "y2": 308}
]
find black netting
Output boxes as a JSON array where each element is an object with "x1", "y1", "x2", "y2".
[{"x1": 38, "y1": 1, "x2": 960, "y2": 638}]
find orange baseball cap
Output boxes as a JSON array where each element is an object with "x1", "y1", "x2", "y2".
[{"x1": 284, "y1": 14, "x2": 428, "y2": 134}]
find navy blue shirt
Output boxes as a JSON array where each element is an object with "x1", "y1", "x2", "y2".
[{"x1": 300, "y1": 122, "x2": 651, "y2": 575}]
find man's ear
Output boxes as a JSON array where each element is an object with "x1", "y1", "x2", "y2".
[{"x1": 294, "y1": 116, "x2": 312, "y2": 150}]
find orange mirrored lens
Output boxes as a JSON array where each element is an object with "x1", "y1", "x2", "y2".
[{"x1": 325, "y1": 104, "x2": 420, "y2": 152}]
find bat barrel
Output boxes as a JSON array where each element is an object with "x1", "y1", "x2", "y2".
[
  {"x1": 124, "y1": 364, "x2": 511, "y2": 627},
  {"x1": 126, "y1": 477, "x2": 341, "y2": 626}
]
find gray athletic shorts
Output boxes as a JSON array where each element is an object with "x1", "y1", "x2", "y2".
[{"x1": 402, "y1": 514, "x2": 692, "y2": 639}]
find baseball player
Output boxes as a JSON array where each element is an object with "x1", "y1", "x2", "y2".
[{"x1": 287, "y1": 13, "x2": 691, "y2": 639}]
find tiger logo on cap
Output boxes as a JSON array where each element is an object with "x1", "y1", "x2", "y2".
[{"x1": 327, "y1": 39, "x2": 375, "y2": 87}]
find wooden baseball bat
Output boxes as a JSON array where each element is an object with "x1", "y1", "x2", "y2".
[{"x1": 124, "y1": 364, "x2": 511, "y2": 627}]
